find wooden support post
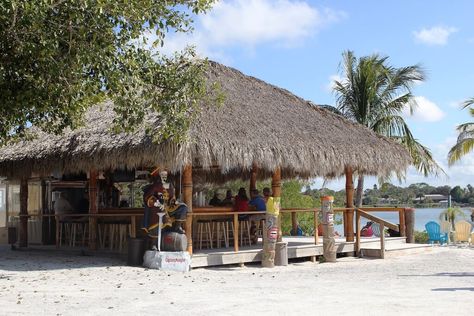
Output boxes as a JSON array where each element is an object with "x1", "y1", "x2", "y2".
[
  {"x1": 399, "y1": 210, "x2": 406, "y2": 237},
  {"x1": 314, "y1": 208, "x2": 319, "y2": 245},
  {"x1": 262, "y1": 167, "x2": 281, "y2": 268},
  {"x1": 88, "y1": 170, "x2": 98, "y2": 250},
  {"x1": 321, "y1": 196, "x2": 336, "y2": 262},
  {"x1": 355, "y1": 210, "x2": 361, "y2": 255},
  {"x1": 379, "y1": 223, "x2": 385, "y2": 259},
  {"x1": 404, "y1": 208, "x2": 415, "y2": 243},
  {"x1": 183, "y1": 165, "x2": 193, "y2": 254},
  {"x1": 233, "y1": 213, "x2": 239, "y2": 252},
  {"x1": 249, "y1": 163, "x2": 257, "y2": 192},
  {"x1": 345, "y1": 167, "x2": 354, "y2": 242},
  {"x1": 19, "y1": 178, "x2": 28, "y2": 248},
  {"x1": 272, "y1": 167, "x2": 282, "y2": 242}
]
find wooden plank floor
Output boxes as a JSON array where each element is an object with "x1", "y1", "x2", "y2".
[{"x1": 191, "y1": 236, "x2": 407, "y2": 268}]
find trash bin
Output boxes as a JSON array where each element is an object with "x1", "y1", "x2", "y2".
[
  {"x1": 127, "y1": 238, "x2": 145, "y2": 266},
  {"x1": 274, "y1": 241, "x2": 288, "y2": 266}
]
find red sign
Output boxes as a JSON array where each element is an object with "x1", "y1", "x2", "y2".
[{"x1": 268, "y1": 227, "x2": 278, "y2": 241}]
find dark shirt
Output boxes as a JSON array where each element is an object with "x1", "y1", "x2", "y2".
[
  {"x1": 77, "y1": 198, "x2": 89, "y2": 214},
  {"x1": 221, "y1": 198, "x2": 233, "y2": 206},
  {"x1": 209, "y1": 197, "x2": 221, "y2": 206},
  {"x1": 249, "y1": 195, "x2": 266, "y2": 212}
]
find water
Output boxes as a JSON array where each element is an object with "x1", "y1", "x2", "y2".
[{"x1": 335, "y1": 208, "x2": 473, "y2": 235}]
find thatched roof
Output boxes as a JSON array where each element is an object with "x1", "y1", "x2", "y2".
[{"x1": 0, "y1": 61, "x2": 411, "y2": 180}]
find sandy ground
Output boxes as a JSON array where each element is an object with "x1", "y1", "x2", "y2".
[{"x1": 0, "y1": 245, "x2": 473, "y2": 316}]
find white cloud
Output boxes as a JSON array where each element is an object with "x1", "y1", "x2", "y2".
[
  {"x1": 325, "y1": 74, "x2": 342, "y2": 92},
  {"x1": 156, "y1": 0, "x2": 346, "y2": 61},
  {"x1": 413, "y1": 26, "x2": 458, "y2": 46},
  {"x1": 403, "y1": 96, "x2": 445, "y2": 122}
]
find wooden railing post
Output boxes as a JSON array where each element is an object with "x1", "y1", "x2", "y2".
[
  {"x1": 355, "y1": 209, "x2": 361, "y2": 255},
  {"x1": 233, "y1": 213, "x2": 239, "y2": 252},
  {"x1": 399, "y1": 210, "x2": 406, "y2": 237},
  {"x1": 183, "y1": 165, "x2": 193, "y2": 254},
  {"x1": 314, "y1": 208, "x2": 319, "y2": 245},
  {"x1": 88, "y1": 170, "x2": 98, "y2": 250},
  {"x1": 19, "y1": 178, "x2": 29, "y2": 248},
  {"x1": 379, "y1": 222, "x2": 385, "y2": 259},
  {"x1": 345, "y1": 167, "x2": 354, "y2": 242},
  {"x1": 404, "y1": 207, "x2": 415, "y2": 243}
]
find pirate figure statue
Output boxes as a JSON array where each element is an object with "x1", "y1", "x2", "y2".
[{"x1": 142, "y1": 169, "x2": 188, "y2": 236}]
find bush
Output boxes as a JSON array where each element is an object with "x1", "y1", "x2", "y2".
[{"x1": 414, "y1": 230, "x2": 429, "y2": 243}]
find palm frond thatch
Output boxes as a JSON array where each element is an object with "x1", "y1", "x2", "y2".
[{"x1": 0, "y1": 61, "x2": 411, "y2": 181}]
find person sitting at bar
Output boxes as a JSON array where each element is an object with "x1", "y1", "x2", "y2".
[
  {"x1": 209, "y1": 191, "x2": 222, "y2": 206},
  {"x1": 221, "y1": 190, "x2": 234, "y2": 206},
  {"x1": 77, "y1": 191, "x2": 89, "y2": 214},
  {"x1": 249, "y1": 189, "x2": 266, "y2": 243},
  {"x1": 248, "y1": 189, "x2": 266, "y2": 212},
  {"x1": 54, "y1": 191, "x2": 73, "y2": 220},
  {"x1": 233, "y1": 187, "x2": 249, "y2": 212}
]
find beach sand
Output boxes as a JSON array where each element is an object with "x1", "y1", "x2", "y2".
[{"x1": 0, "y1": 245, "x2": 473, "y2": 315}]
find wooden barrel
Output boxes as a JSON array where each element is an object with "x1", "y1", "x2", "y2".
[{"x1": 161, "y1": 232, "x2": 187, "y2": 252}]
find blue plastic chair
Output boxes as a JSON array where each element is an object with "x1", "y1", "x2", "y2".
[{"x1": 425, "y1": 221, "x2": 447, "y2": 245}]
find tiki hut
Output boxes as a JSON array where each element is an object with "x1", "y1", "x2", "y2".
[
  {"x1": 0, "y1": 61, "x2": 410, "y2": 179},
  {"x1": 0, "y1": 61, "x2": 411, "y2": 255}
]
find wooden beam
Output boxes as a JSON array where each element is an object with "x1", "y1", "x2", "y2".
[
  {"x1": 88, "y1": 170, "x2": 98, "y2": 250},
  {"x1": 345, "y1": 167, "x2": 354, "y2": 242},
  {"x1": 357, "y1": 209, "x2": 399, "y2": 231},
  {"x1": 249, "y1": 163, "x2": 257, "y2": 191},
  {"x1": 183, "y1": 165, "x2": 193, "y2": 254},
  {"x1": 19, "y1": 178, "x2": 28, "y2": 248}
]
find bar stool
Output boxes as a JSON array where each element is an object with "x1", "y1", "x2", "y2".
[
  {"x1": 213, "y1": 218, "x2": 231, "y2": 248},
  {"x1": 239, "y1": 219, "x2": 252, "y2": 246},
  {"x1": 196, "y1": 219, "x2": 214, "y2": 250},
  {"x1": 99, "y1": 219, "x2": 130, "y2": 252},
  {"x1": 69, "y1": 219, "x2": 89, "y2": 247},
  {"x1": 58, "y1": 220, "x2": 71, "y2": 247}
]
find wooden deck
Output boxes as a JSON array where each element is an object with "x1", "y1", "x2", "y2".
[{"x1": 191, "y1": 236, "x2": 409, "y2": 268}]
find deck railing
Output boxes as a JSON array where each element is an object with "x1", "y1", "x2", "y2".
[{"x1": 355, "y1": 209, "x2": 400, "y2": 259}]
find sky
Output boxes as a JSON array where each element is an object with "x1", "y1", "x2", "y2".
[{"x1": 159, "y1": 0, "x2": 474, "y2": 190}]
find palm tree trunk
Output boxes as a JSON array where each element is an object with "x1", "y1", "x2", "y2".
[{"x1": 355, "y1": 175, "x2": 364, "y2": 207}]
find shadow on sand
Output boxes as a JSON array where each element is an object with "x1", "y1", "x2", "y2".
[{"x1": 0, "y1": 245, "x2": 126, "y2": 272}]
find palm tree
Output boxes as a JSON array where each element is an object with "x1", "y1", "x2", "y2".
[
  {"x1": 333, "y1": 51, "x2": 443, "y2": 206},
  {"x1": 448, "y1": 98, "x2": 474, "y2": 165},
  {"x1": 438, "y1": 207, "x2": 465, "y2": 231}
]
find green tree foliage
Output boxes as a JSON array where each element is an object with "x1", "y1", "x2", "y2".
[
  {"x1": 450, "y1": 186, "x2": 464, "y2": 202},
  {"x1": 448, "y1": 100, "x2": 474, "y2": 165},
  {"x1": 332, "y1": 51, "x2": 443, "y2": 206},
  {"x1": 0, "y1": 0, "x2": 217, "y2": 144}
]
